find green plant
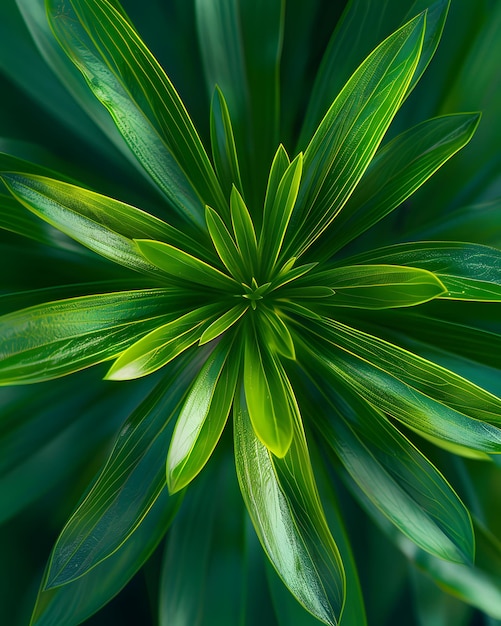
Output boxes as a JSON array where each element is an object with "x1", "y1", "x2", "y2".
[{"x1": 1, "y1": 0, "x2": 501, "y2": 624}]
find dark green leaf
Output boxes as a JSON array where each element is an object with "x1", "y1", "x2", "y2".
[
  {"x1": 45, "y1": 362, "x2": 195, "y2": 587},
  {"x1": 210, "y1": 86, "x2": 243, "y2": 202},
  {"x1": 0, "y1": 289, "x2": 177, "y2": 384},
  {"x1": 0, "y1": 192, "x2": 54, "y2": 245}
]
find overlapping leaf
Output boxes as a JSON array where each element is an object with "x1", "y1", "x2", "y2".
[
  {"x1": 234, "y1": 387, "x2": 345, "y2": 626},
  {"x1": 47, "y1": 0, "x2": 226, "y2": 226},
  {"x1": 287, "y1": 13, "x2": 426, "y2": 257},
  {"x1": 44, "y1": 362, "x2": 194, "y2": 588},
  {"x1": 0, "y1": 289, "x2": 179, "y2": 384},
  {"x1": 344, "y1": 242, "x2": 501, "y2": 301}
]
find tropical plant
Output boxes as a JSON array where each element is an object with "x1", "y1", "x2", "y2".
[{"x1": 1, "y1": 0, "x2": 500, "y2": 624}]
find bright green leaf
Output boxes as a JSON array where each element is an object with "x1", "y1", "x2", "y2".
[
  {"x1": 199, "y1": 303, "x2": 248, "y2": 345},
  {"x1": 205, "y1": 205, "x2": 246, "y2": 282},
  {"x1": 230, "y1": 186, "x2": 258, "y2": 276},
  {"x1": 167, "y1": 339, "x2": 239, "y2": 493}
]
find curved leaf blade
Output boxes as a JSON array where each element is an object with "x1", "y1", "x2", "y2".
[
  {"x1": 234, "y1": 387, "x2": 345, "y2": 626},
  {"x1": 44, "y1": 361, "x2": 195, "y2": 588},
  {"x1": 345, "y1": 242, "x2": 501, "y2": 301},
  {"x1": 0, "y1": 289, "x2": 177, "y2": 384},
  {"x1": 311, "y1": 264, "x2": 446, "y2": 309},
  {"x1": 167, "y1": 339, "x2": 239, "y2": 493},
  {"x1": 199, "y1": 303, "x2": 248, "y2": 345}
]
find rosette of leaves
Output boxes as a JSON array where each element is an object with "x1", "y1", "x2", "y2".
[{"x1": 1, "y1": 0, "x2": 501, "y2": 625}]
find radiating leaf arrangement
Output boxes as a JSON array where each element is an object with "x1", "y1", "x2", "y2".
[{"x1": 1, "y1": 0, "x2": 500, "y2": 624}]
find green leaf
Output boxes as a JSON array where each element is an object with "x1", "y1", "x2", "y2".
[
  {"x1": 167, "y1": 339, "x2": 239, "y2": 493},
  {"x1": 199, "y1": 303, "x2": 248, "y2": 345},
  {"x1": 0, "y1": 192, "x2": 54, "y2": 245},
  {"x1": 345, "y1": 242, "x2": 501, "y2": 301},
  {"x1": 47, "y1": 0, "x2": 226, "y2": 225},
  {"x1": 105, "y1": 304, "x2": 221, "y2": 381},
  {"x1": 210, "y1": 86, "x2": 243, "y2": 202},
  {"x1": 315, "y1": 113, "x2": 480, "y2": 257},
  {"x1": 288, "y1": 12, "x2": 426, "y2": 257},
  {"x1": 230, "y1": 186, "x2": 258, "y2": 276},
  {"x1": 0, "y1": 289, "x2": 177, "y2": 384},
  {"x1": 313, "y1": 381, "x2": 474, "y2": 563},
  {"x1": 310, "y1": 264, "x2": 446, "y2": 309},
  {"x1": 258, "y1": 307, "x2": 296, "y2": 360},
  {"x1": 299, "y1": 0, "x2": 450, "y2": 146},
  {"x1": 234, "y1": 387, "x2": 345, "y2": 626},
  {"x1": 44, "y1": 362, "x2": 194, "y2": 588},
  {"x1": 260, "y1": 153, "x2": 303, "y2": 275},
  {"x1": 195, "y1": 0, "x2": 284, "y2": 208},
  {"x1": 1, "y1": 173, "x2": 212, "y2": 274},
  {"x1": 263, "y1": 144, "x2": 291, "y2": 223},
  {"x1": 243, "y1": 325, "x2": 294, "y2": 456},
  {"x1": 205, "y1": 205, "x2": 246, "y2": 282},
  {"x1": 305, "y1": 319, "x2": 501, "y2": 453},
  {"x1": 135, "y1": 239, "x2": 238, "y2": 291},
  {"x1": 30, "y1": 487, "x2": 176, "y2": 626}
]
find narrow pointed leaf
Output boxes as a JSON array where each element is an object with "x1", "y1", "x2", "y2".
[
  {"x1": 47, "y1": 0, "x2": 226, "y2": 224},
  {"x1": 305, "y1": 320, "x2": 501, "y2": 453},
  {"x1": 1, "y1": 173, "x2": 213, "y2": 272},
  {"x1": 289, "y1": 13, "x2": 426, "y2": 256},
  {"x1": 234, "y1": 388, "x2": 345, "y2": 626},
  {"x1": 243, "y1": 327, "x2": 293, "y2": 456},
  {"x1": 205, "y1": 205, "x2": 245, "y2": 281},
  {"x1": 314, "y1": 383, "x2": 473, "y2": 563},
  {"x1": 315, "y1": 113, "x2": 480, "y2": 257},
  {"x1": 44, "y1": 363, "x2": 194, "y2": 588},
  {"x1": 260, "y1": 153, "x2": 303, "y2": 274},
  {"x1": 210, "y1": 86, "x2": 243, "y2": 201},
  {"x1": 135, "y1": 239, "x2": 238, "y2": 291},
  {"x1": 259, "y1": 308, "x2": 296, "y2": 360},
  {"x1": 345, "y1": 242, "x2": 501, "y2": 301},
  {"x1": 263, "y1": 145, "x2": 291, "y2": 223},
  {"x1": 0, "y1": 289, "x2": 177, "y2": 384},
  {"x1": 167, "y1": 340, "x2": 239, "y2": 493},
  {"x1": 199, "y1": 303, "x2": 248, "y2": 345},
  {"x1": 0, "y1": 192, "x2": 54, "y2": 245},
  {"x1": 309, "y1": 264, "x2": 446, "y2": 309},
  {"x1": 106, "y1": 304, "x2": 221, "y2": 381},
  {"x1": 230, "y1": 187, "x2": 258, "y2": 275}
]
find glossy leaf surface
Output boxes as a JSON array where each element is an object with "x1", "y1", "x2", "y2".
[
  {"x1": 0, "y1": 289, "x2": 176, "y2": 384},
  {"x1": 234, "y1": 388, "x2": 345, "y2": 626}
]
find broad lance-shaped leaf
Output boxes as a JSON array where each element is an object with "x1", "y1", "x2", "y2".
[
  {"x1": 234, "y1": 387, "x2": 345, "y2": 626},
  {"x1": 243, "y1": 324, "x2": 293, "y2": 456},
  {"x1": 304, "y1": 320, "x2": 501, "y2": 453},
  {"x1": 0, "y1": 173, "x2": 215, "y2": 273},
  {"x1": 310, "y1": 378, "x2": 473, "y2": 563},
  {"x1": 287, "y1": 12, "x2": 425, "y2": 258},
  {"x1": 0, "y1": 289, "x2": 179, "y2": 385},
  {"x1": 167, "y1": 339, "x2": 239, "y2": 493},
  {"x1": 258, "y1": 307, "x2": 296, "y2": 360},
  {"x1": 260, "y1": 153, "x2": 303, "y2": 276},
  {"x1": 135, "y1": 239, "x2": 238, "y2": 292},
  {"x1": 298, "y1": 0, "x2": 450, "y2": 146},
  {"x1": 106, "y1": 303, "x2": 222, "y2": 381},
  {"x1": 300, "y1": 264, "x2": 446, "y2": 309},
  {"x1": 313, "y1": 113, "x2": 480, "y2": 258},
  {"x1": 47, "y1": 0, "x2": 226, "y2": 226},
  {"x1": 210, "y1": 86, "x2": 243, "y2": 203},
  {"x1": 31, "y1": 488, "x2": 177, "y2": 626},
  {"x1": 344, "y1": 242, "x2": 501, "y2": 301},
  {"x1": 44, "y1": 360, "x2": 196, "y2": 588}
]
